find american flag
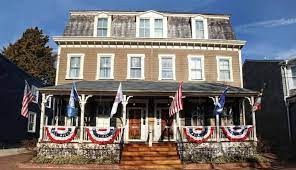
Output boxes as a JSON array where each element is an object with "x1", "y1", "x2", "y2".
[
  {"x1": 21, "y1": 81, "x2": 34, "y2": 118},
  {"x1": 252, "y1": 90, "x2": 263, "y2": 112},
  {"x1": 169, "y1": 82, "x2": 183, "y2": 117}
]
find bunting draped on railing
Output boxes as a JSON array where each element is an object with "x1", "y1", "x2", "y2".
[
  {"x1": 221, "y1": 126, "x2": 253, "y2": 142},
  {"x1": 86, "y1": 127, "x2": 121, "y2": 144},
  {"x1": 46, "y1": 126, "x2": 77, "y2": 144},
  {"x1": 183, "y1": 126, "x2": 214, "y2": 143}
]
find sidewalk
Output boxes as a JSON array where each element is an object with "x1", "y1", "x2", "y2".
[{"x1": 0, "y1": 148, "x2": 30, "y2": 157}]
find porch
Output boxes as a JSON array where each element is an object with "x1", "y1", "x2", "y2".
[{"x1": 38, "y1": 81, "x2": 258, "y2": 145}]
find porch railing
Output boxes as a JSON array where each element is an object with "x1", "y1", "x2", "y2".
[
  {"x1": 42, "y1": 125, "x2": 124, "y2": 144},
  {"x1": 179, "y1": 125, "x2": 255, "y2": 142}
]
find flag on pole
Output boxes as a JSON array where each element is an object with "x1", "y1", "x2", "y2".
[
  {"x1": 110, "y1": 83, "x2": 123, "y2": 118},
  {"x1": 169, "y1": 82, "x2": 183, "y2": 117},
  {"x1": 21, "y1": 80, "x2": 34, "y2": 118},
  {"x1": 67, "y1": 82, "x2": 79, "y2": 117},
  {"x1": 214, "y1": 87, "x2": 229, "y2": 115},
  {"x1": 252, "y1": 90, "x2": 263, "y2": 112}
]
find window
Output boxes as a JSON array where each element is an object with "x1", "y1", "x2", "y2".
[
  {"x1": 139, "y1": 19, "x2": 150, "y2": 37},
  {"x1": 159, "y1": 55, "x2": 175, "y2": 80},
  {"x1": 46, "y1": 97, "x2": 52, "y2": 108},
  {"x1": 191, "y1": 16, "x2": 208, "y2": 39},
  {"x1": 97, "y1": 18, "x2": 108, "y2": 37},
  {"x1": 291, "y1": 66, "x2": 296, "y2": 87},
  {"x1": 31, "y1": 85, "x2": 39, "y2": 103},
  {"x1": 154, "y1": 19, "x2": 163, "y2": 38},
  {"x1": 188, "y1": 55, "x2": 204, "y2": 80},
  {"x1": 217, "y1": 56, "x2": 232, "y2": 81},
  {"x1": 66, "y1": 54, "x2": 84, "y2": 79},
  {"x1": 191, "y1": 106, "x2": 205, "y2": 126},
  {"x1": 96, "y1": 102, "x2": 111, "y2": 127},
  {"x1": 97, "y1": 54, "x2": 114, "y2": 79},
  {"x1": 127, "y1": 54, "x2": 145, "y2": 79},
  {"x1": 27, "y1": 112, "x2": 37, "y2": 133}
]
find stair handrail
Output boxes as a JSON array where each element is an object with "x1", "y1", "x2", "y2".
[
  {"x1": 176, "y1": 126, "x2": 184, "y2": 161},
  {"x1": 119, "y1": 126, "x2": 125, "y2": 162}
]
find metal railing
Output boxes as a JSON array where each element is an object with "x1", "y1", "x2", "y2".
[{"x1": 176, "y1": 127, "x2": 185, "y2": 161}]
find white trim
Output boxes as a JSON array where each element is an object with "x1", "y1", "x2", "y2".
[
  {"x1": 136, "y1": 11, "x2": 167, "y2": 38},
  {"x1": 191, "y1": 16, "x2": 208, "y2": 39},
  {"x1": 27, "y1": 111, "x2": 37, "y2": 133},
  {"x1": 46, "y1": 96, "x2": 52, "y2": 108},
  {"x1": 65, "y1": 53, "x2": 85, "y2": 79},
  {"x1": 187, "y1": 55, "x2": 205, "y2": 81},
  {"x1": 55, "y1": 46, "x2": 61, "y2": 85},
  {"x1": 238, "y1": 50, "x2": 243, "y2": 87},
  {"x1": 127, "y1": 54, "x2": 145, "y2": 80},
  {"x1": 158, "y1": 54, "x2": 176, "y2": 80},
  {"x1": 216, "y1": 56, "x2": 233, "y2": 82},
  {"x1": 93, "y1": 13, "x2": 112, "y2": 37},
  {"x1": 96, "y1": 53, "x2": 115, "y2": 80}
]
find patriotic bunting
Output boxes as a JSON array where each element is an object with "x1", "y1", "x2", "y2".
[
  {"x1": 46, "y1": 126, "x2": 77, "y2": 144},
  {"x1": 221, "y1": 126, "x2": 253, "y2": 142},
  {"x1": 183, "y1": 126, "x2": 214, "y2": 143},
  {"x1": 86, "y1": 127, "x2": 121, "y2": 145}
]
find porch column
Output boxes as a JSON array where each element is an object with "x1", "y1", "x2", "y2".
[
  {"x1": 242, "y1": 99, "x2": 246, "y2": 125},
  {"x1": 251, "y1": 96, "x2": 257, "y2": 141},
  {"x1": 79, "y1": 94, "x2": 93, "y2": 143},
  {"x1": 122, "y1": 95, "x2": 133, "y2": 142},
  {"x1": 38, "y1": 94, "x2": 52, "y2": 142},
  {"x1": 209, "y1": 96, "x2": 219, "y2": 142}
]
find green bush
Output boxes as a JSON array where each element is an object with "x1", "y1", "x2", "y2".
[
  {"x1": 32, "y1": 155, "x2": 93, "y2": 164},
  {"x1": 247, "y1": 154, "x2": 269, "y2": 163},
  {"x1": 32, "y1": 156, "x2": 52, "y2": 164}
]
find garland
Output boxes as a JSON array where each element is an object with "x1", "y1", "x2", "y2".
[
  {"x1": 86, "y1": 127, "x2": 121, "y2": 145},
  {"x1": 183, "y1": 126, "x2": 214, "y2": 143},
  {"x1": 45, "y1": 126, "x2": 77, "y2": 144},
  {"x1": 221, "y1": 126, "x2": 253, "y2": 142}
]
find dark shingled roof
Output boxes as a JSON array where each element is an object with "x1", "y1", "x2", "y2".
[{"x1": 39, "y1": 81, "x2": 257, "y2": 96}]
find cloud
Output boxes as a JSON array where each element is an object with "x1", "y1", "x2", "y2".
[
  {"x1": 236, "y1": 17, "x2": 296, "y2": 33},
  {"x1": 275, "y1": 48, "x2": 296, "y2": 60}
]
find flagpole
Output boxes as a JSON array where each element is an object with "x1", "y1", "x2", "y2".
[{"x1": 215, "y1": 96, "x2": 220, "y2": 142}]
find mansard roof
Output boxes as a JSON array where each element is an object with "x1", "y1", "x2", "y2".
[
  {"x1": 39, "y1": 80, "x2": 258, "y2": 96},
  {"x1": 62, "y1": 10, "x2": 236, "y2": 40}
]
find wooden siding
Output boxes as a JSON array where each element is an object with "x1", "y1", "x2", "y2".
[{"x1": 58, "y1": 47, "x2": 241, "y2": 87}]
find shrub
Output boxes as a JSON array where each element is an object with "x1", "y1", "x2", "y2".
[
  {"x1": 21, "y1": 139, "x2": 37, "y2": 151},
  {"x1": 32, "y1": 156, "x2": 51, "y2": 164}
]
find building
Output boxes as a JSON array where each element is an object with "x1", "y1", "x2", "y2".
[
  {"x1": 0, "y1": 54, "x2": 44, "y2": 147},
  {"x1": 243, "y1": 60, "x2": 290, "y2": 147},
  {"x1": 37, "y1": 10, "x2": 259, "y2": 164}
]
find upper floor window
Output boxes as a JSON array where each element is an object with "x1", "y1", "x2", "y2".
[
  {"x1": 97, "y1": 53, "x2": 114, "y2": 79},
  {"x1": 159, "y1": 55, "x2": 175, "y2": 80},
  {"x1": 154, "y1": 19, "x2": 163, "y2": 38},
  {"x1": 139, "y1": 19, "x2": 150, "y2": 37},
  {"x1": 31, "y1": 85, "x2": 39, "y2": 103},
  {"x1": 136, "y1": 11, "x2": 167, "y2": 38},
  {"x1": 188, "y1": 55, "x2": 204, "y2": 81},
  {"x1": 97, "y1": 18, "x2": 108, "y2": 37},
  {"x1": 127, "y1": 54, "x2": 145, "y2": 79},
  {"x1": 291, "y1": 66, "x2": 296, "y2": 87},
  {"x1": 217, "y1": 56, "x2": 232, "y2": 81},
  {"x1": 66, "y1": 54, "x2": 84, "y2": 79},
  {"x1": 94, "y1": 14, "x2": 111, "y2": 37},
  {"x1": 27, "y1": 111, "x2": 37, "y2": 133},
  {"x1": 191, "y1": 16, "x2": 208, "y2": 39}
]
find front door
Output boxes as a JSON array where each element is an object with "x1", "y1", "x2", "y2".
[
  {"x1": 155, "y1": 108, "x2": 176, "y2": 141},
  {"x1": 128, "y1": 108, "x2": 142, "y2": 141}
]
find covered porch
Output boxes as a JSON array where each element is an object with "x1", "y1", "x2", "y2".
[{"x1": 37, "y1": 81, "x2": 259, "y2": 145}]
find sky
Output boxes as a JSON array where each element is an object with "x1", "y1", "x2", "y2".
[{"x1": 0, "y1": 0, "x2": 296, "y2": 61}]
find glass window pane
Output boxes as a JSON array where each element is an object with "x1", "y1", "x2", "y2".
[
  {"x1": 131, "y1": 57, "x2": 141, "y2": 68},
  {"x1": 161, "y1": 57, "x2": 173, "y2": 79},
  {"x1": 220, "y1": 70, "x2": 231, "y2": 80},
  {"x1": 139, "y1": 19, "x2": 150, "y2": 37},
  {"x1": 195, "y1": 20, "x2": 204, "y2": 39},
  {"x1": 191, "y1": 70, "x2": 202, "y2": 80},
  {"x1": 69, "y1": 57, "x2": 80, "y2": 78},
  {"x1": 162, "y1": 58, "x2": 172, "y2": 68},
  {"x1": 191, "y1": 58, "x2": 201, "y2": 69},
  {"x1": 131, "y1": 68, "x2": 141, "y2": 78},
  {"x1": 154, "y1": 19, "x2": 163, "y2": 38},
  {"x1": 97, "y1": 18, "x2": 108, "y2": 37},
  {"x1": 99, "y1": 57, "x2": 111, "y2": 78}
]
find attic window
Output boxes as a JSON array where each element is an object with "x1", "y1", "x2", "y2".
[
  {"x1": 191, "y1": 16, "x2": 208, "y2": 39},
  {"x1": 94, "y1": 14, "x2": 111, "y2": 37}
]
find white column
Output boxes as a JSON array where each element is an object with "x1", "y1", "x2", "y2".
[
  {"x1": 214, "y1": 96, "x2": 220, "y2": 142},
  {"x1": 122, "y1": 95, "x2": 133, "y2": 142},
  {"x1": 250, "y1": 96, "x2": 257, "y2": 141},
  {"x1": 79, "y1": 94, "x2": 92, "y2": 143},
  {"x1": 242, "y1": 99, "x2": 246, "y2": 126},
  {"x1": 38, "y1": 94, "x2": 52, "y2": 142}
]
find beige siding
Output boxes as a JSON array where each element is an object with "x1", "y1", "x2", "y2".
[{"x1": 58, "y1": 47, "x2": 241, "y2": 87}]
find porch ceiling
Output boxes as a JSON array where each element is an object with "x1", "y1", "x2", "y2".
[{"x1": 39, "y1": 81, "x2": 258, "y2": 97}]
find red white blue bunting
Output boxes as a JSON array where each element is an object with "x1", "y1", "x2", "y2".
[
  {"x1": 183, "y1": 126, "x2": 214, "y2": 143},
  {"x1": 86, "y1": 127, "x2": 121, "y2": 144},
  {"x1": 46, "y1": 126, "x2": 77, "y2": 144},
  {"x1": 221, "y1": 126, "x2": 253, "y2": 142}
]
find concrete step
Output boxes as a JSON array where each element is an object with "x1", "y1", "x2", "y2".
[
  {"x1": 123, "y1": 147, "x2": 177, "y2": 152},
  {"x1": 121, "y1": 160, "x2": 181, "y2": 165},
  {"x1": 121, "y1": 155, "x2": 179, "y2": 161},
  {"x1": 120, "y1": 164, "x2": 182, "y2": 169},
  {"x1": 122, "y1": 151, "x2": 178, "y2": 156}
]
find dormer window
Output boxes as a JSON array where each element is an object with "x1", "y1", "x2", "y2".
[
  {"x1": 136, "y1": 11, "x2": 167, "y2": 38},
  {"x1": 191, "y1": 16, "x2": 208, "y2": 39},
  {"x1": 94, "y1": 13, "x2": 111, "y2": 37}
]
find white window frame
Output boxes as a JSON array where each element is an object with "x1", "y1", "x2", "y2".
[
  {"x1": 216, "y1": 56, "x2": 233, "y2": 82},
  {"x1": 127, "y1": 54, "x2": 145, "y2": 80},
  {"x1": 27, "y1": 111, "x2": 37, "y2": 133},
  {"x1": 31, "y1": 85, "x2": 39, "y2": 103},
  {"x1": 187, "y1": 55, "x2": 205, "y2": 81},
  {"x1": 191, "y1": 16, "x2": 208, "y2": 39},
  {"x1": 65, "y1": 53, "x2": 85, "y2": 79},
  {"x1": 136, "y1": 11, "x2": 167, "y2": 38},
  {"x1": 158, "y1": 54, "x2": 176, "y2": 80},
  {"x1": 46, "y1": 96, "x2": 52, "y2": 108},
  {"x1": 93, "y1": 13, "x2": 112, "y2": 37},
  {"x1": 96, "y1": 53, "x2": 115, "y2": 80}
]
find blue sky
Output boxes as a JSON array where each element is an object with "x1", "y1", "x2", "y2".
[{"x1": 0, "y1": 0, "x2": 295, "y2": 60}]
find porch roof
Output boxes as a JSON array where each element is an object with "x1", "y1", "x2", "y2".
[{"x1": 39, "y1": 81, "x2": 258, "y2": 97}]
